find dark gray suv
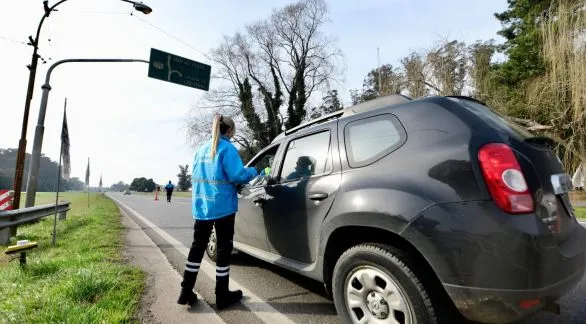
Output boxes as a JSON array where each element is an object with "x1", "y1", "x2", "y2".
[{"x1": 206, "y1": 94, "x2": 586, "y2": 323}]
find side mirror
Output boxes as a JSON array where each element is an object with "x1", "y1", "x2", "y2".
[{"x1": 265, "y1": 177, "x2": 277, "y2": 186}]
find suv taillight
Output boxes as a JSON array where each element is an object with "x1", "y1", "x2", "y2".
[{"x1": 478, "y1": 143, "x2": 534, "y2": 214}]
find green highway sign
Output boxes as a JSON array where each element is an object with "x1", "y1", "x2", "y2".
[{"x1": 148, "y1": 48, "x2": 211, "y2": 91}]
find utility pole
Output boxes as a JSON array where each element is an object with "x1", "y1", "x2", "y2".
[
  {"x1": 377, "y1": 47, "x2": 383, "y2": 96},
  {"x1": 12, "y1": 0, "x2": 68, "y2": 216}
]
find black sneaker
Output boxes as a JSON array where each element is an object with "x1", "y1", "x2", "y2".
[
  {"x1": 177, "y1": 289, "x2": 198, "y2": 305},
  {"x1": 216, "y1": 290, "x2": 243, "y2": 310}
]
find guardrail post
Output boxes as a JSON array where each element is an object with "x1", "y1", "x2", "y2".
[
  {"x1": 0, "y1": 202, "x2": 70, "y2": 244},
  {"x1": 0, "y1": 228, "x2": 10, "y2": 245}
]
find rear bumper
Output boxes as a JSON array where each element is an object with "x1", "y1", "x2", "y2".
[
  {"x1": 443, "y1": 263, "x2": 585, "y2": 323},
  {"x1": 402, "y1": 201, "x2": 586, "y2": 323}
]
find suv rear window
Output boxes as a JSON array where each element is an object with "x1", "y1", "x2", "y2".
[
  {"x1": 344, "y1": 114, "x2": 406, "y2": 168},
  {"x1": 448, "y1": 97, "x2": 534, "y2": 139}
]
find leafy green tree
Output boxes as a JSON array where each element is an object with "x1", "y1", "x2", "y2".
[
  {"x1": 130, "y1": 177, "x2": 156, "y2": 192},
  {"x1": 64, "y1": 177, "x2": 85, "y2": 191},
  {"x1": 0, "y1": 148, "x2": 77, "y2": 191},
  {"x1": 110, "y1": 181, "x2": 129, "y2": 192},
  {"x1": 351, "y1": 64, "x2": 405, "y2": 104},
  {"x1": 308, "y1": 90, "x2": 343, "y2": 119},
  {"x1": 401, "y1": 52, "x2": 428, "y2": 99},
  {"x1": 177, "y1": 165, "x2": 192, "y2": 191},
  {"x1": 493, "y1": 0, "x2": 580, "y2": 84}
]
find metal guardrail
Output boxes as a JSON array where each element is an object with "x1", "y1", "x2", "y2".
[{"x1": 0, "y1": 202, "x2": 70, "y2": 244}]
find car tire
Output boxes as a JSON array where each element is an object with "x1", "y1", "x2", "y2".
[
  {"x1": 205, "y1": 226, "x2": 217, "y2": 262},
  {"x1": 332, "y1": 243, "x2": 438, "y2": 324}
]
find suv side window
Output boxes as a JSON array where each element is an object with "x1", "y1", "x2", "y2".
[
  {"x1": 344, "y1": 114, "x2": 406, "y2": 168},
  {"x1": 279, "y1": 130, "x2": 331, "y2": 182},
  {"x1": 246, "y1": 146, "x2": 279, "y2": 187}
]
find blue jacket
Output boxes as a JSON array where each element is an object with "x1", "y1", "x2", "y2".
[{"x1": 191, "y1": 136, "x2": 258, "y2": 220}]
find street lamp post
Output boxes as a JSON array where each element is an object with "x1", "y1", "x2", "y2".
[
  {"x1": 12, "y1": 0, "x2": 68, "y2": 215},
  {"x1": 11, "y1": 0, "x2": 152, "y2": 214},
  {"x1": 24, "y1": 58, "x2": 150, "y2": 208}
]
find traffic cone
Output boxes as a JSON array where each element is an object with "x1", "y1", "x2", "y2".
[{"x1": 155, "y1": 190, "x2": 158, "y2": 201}]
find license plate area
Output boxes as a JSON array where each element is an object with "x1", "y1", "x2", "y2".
[
  {"x1": 551, "y1": 174, "x2": 575, "y2": 218},
  {"x1": 559, "y1": 193, "x2": 575, "y2": 219}
]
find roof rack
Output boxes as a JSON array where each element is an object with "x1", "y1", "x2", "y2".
[
  {"x1": 341, "y1": 94, "x2": 412, "y2": 116},
  {"x1": 284, "y1": 110, "x2": 344, "y2": 136},
  {"x1": 285, "y1": 94, "x2": 411, "y2": 135},
  {"x1": 272, "y1": 94, "x2": 413, "y2": 143}
]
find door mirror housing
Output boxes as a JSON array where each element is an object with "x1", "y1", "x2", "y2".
[{"x1": 265, "y1": 177, "x2": 277, "y2": 186}]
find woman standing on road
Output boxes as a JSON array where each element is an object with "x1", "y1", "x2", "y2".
[{"x1": 177, "y1": 114, "x2": 258, "y2": 309}]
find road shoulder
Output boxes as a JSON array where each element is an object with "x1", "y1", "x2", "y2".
[{"x1": 120, "y1": 207, "x2": 225, "y2": 324}]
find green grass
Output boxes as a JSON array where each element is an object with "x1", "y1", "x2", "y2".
[
  {"x1": 0, "y1": 192, "x2": 145, "y2": 323},
  {"x1": 576, "y1": 207, "x2": 586, "y2": 221},
  {"x1": 16, "y1": 191, "x2": 87, "y2": 207}
]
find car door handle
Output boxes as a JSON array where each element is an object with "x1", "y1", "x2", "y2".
[{"x1": 308, "y1": 192, "x2": 328, "y2": 201}]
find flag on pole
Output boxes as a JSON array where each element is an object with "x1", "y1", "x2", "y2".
[
  {"x1": 85, "y1": 158, "x2": 90, "y2": 188},
  {"x1": 60, "y1": 100, "x2": 71, "y2": 181}
]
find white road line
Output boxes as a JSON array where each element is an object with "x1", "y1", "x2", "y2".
[
  {"x1": 109, "y1": 195, "x2": 296, "y2": 324},
  {"x1": 117, "y1": 194, "x2": 191, "y2": 205},
  {"x1": 119, "y1": 206, "x2": 227, "y2": 324}
]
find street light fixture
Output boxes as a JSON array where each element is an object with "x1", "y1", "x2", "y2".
[
  {"x1": 120, "y1": 0, "x2": 153, "y2": 15},
  {"x1": 11, "y1": 0, "x2": 153, "y2": 214}
]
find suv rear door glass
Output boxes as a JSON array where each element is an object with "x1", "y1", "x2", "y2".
[
  {"x1": 344, "y1": 114, "x2": 406, "y2": 168},
  {"x1": 279, "y1": 130, "x2": 331, "y2": 182}
]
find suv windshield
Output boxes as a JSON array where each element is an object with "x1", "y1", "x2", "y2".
[{"x1": 448, "y1": 97, "x2": 535, "y2": 139}]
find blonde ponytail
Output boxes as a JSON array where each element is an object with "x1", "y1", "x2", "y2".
[{"x1": 210, "y1": 114, "x2": 222, "y2": 161}]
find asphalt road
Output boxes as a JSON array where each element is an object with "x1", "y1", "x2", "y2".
[{"x1": 108, "y1": 193, "x2": 586, "y2": 324}]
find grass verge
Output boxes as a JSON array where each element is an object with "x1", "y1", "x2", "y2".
[
  {"x1": 576, "y1": 207, "x2": 586, "y2": 221},
  {"x1": 0, "y1": 192, "x2": 145, "y2": 323}
]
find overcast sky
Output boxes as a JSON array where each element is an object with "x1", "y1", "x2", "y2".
[{"x1": 0, "y1": 0, "x2": 507, "y2": 187}]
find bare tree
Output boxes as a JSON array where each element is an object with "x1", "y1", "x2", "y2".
[
  {"x1": 265, "y1": 0, "x2": 342, "y2": 129},
  {"x1": 186, "y1": 0, "x2": 342, "y2": 156},
  {"x1": 426, "y1": 40, "x2": 468, "y2": 95},
  {"x1": 468, "y1": 40, "x2": 497, "y2": 102},
  {"x1": 186, "y1": 35, "x2": 261, "y2": 153}
]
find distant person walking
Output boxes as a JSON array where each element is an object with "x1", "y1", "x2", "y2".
[
  {"x1": 164, "y1": 180, "x2": 174, "y2": 202},
  {"x1": 177, "y1": 114, "x2": 257, "y2": 309}
]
